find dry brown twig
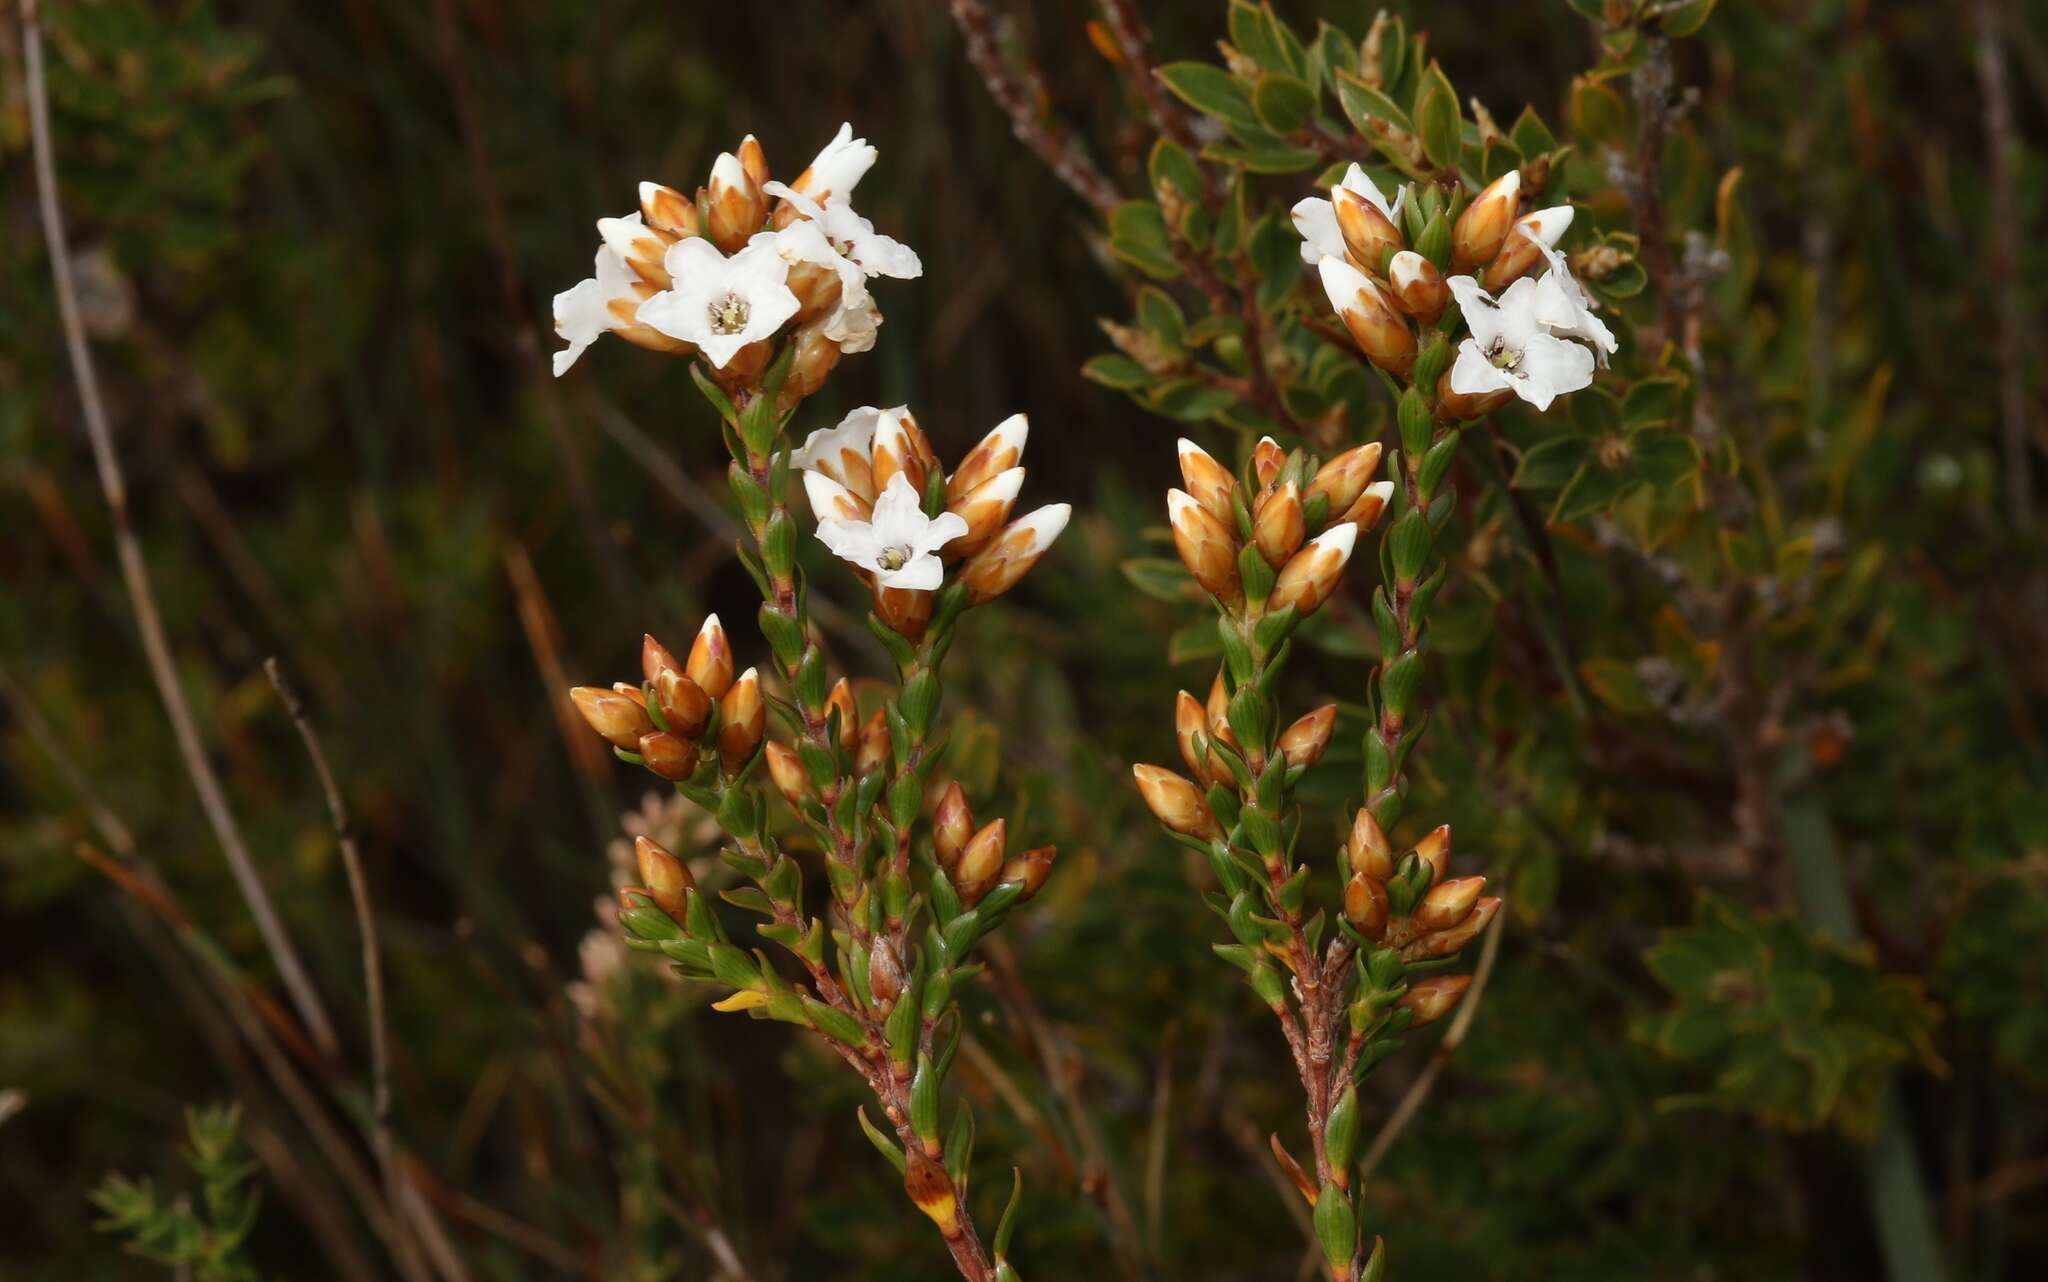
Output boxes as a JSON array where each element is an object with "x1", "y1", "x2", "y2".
[
  {"x1": 949, "y1": 0, "x2": 1123, "y2": 212},
  {"x1": 19, "y1": 0, "x2": 339, "y2": 1060}
]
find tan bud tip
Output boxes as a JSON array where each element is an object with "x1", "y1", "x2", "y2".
[
  {"x1": 641, "y1": 633, "x2": 681, "y2": 686},
  {"x1": 636, "y1": 730, "x2": 697, "y2": 781},
  {"x1": 635, "y1": 835, "x2": 693, "y2": 913},
  {"x1": 1413, "y1": 823, "x2": 1453, "y2": 885},
  {"x1": 1169, "y1": 488, "x2": 1244, "y2": 605},
  {"x1": 736, "y1": 134, "x2": 770, "y2": 188},
  {"x1": 1343, "y1": 872, "x2": 1390, "y2": 938},
  {"x1": 1176, "y1": 437, "x2": 1238, "y2": 524},
  {"x1": 1253, "y1": 480, "x2": 1306, "y2": 568},
  {"x1": 1387, "y1": 250, "x2": 1450, "y2": 324},
  {"x1": 1268, "y1": 522, "x2": 1358, "y2": 617},
  {"x1": 1347, "y1": 808, "x2": 1395, "y2": 881},
  {"x1": 764, "y1": 740, "x2": 810, "y2": 806},
  {"x1": 1132, "y1": 763, "x2": 1222, "y2": 840},
  {"x1": 655, "y1": 668, "x2": 712, "y2": 739},
  {"x1": 1277, "y1": 704, "x2": 1337, "y2": 769},
  {"x1": 639, "y1": 181, "x2": 698, "y2": 237},
  {"x1": 716, "y1": 667, "x2": 765, "y2": 771},
  {"x1": 1398, "y1": 974, "x2": 1472, "y2": 1027},
  {"x1": 999, "y1": 846, "x2": 1057, "y2": 898},
  {"x1": 686, "y1": 614, "x2": 734, "y2": 700},
  {"x1": 1304, "y1": 442, "x2": 1384, "y2": 521},
  {"x1": 958, "y1": 818, "x2": 1008, "y2": 888},
  {"x1": 571, "y1": 685, "x2": 653, "y2": 750},
  {"x1": 933, "y1": 781, "x2": 974, "y2": 870},
  {"x1": 1339, "y1": 480, "x2": 1396, "y2": 531},
  {"x1": 1174, "y1": 690, "x2": 1211, "y2": 779},
  {"x1": 948, "y1": 412, "x2": 1030, "y2": 502},
  {"x1": 1415, "y1": 875, "x2": 1486, "y2": 931},
  {"x1": 1252, "y1": 436, "x2": 1285, "y2": 489},
  {"x1": 825, "y1": 678, "x2": 859, "y2": 752}
]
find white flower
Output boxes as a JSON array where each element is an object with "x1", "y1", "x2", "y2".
[
  {"x1": 1447, "y1": 275, "x2": 1596, "y2": 411},
  {"x1": 551, "y1": 238, "x2": 640, "y2": 377},
  {"x1": 1291, "y1": 164, "x2": 1408, "y2": 265},
  {"x1": 636, "y1": 234, "x2": 799, "y2": 368},
  {"x1": 815, "y1": 473, "x2": 967, "y2": 591},
  {"x1": 767, "y1": 183, "x2": 922, "y2": 283},
  {"x1": 792, "y1": 122, "x2": 878, "y2": 202},
  {"x1": 1529, "y1": 241, "x2": 1617, "y2": 364}
]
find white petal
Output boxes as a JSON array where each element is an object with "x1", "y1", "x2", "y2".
[
  {"x1": 920, "y1": 510, "x2": 971, "y2": 554},
  {"x1": 815, "y1": 515, "x2": 881, "y2": 565},
  {"x1": 803, "y1": 471, "x2": 866, "y2": 522},
  {"x1": 1447, "y1": 275, "x2": 1504, "y2": 349},
  {"x1": 1004, "y1": 503, "x2": 1071, "y2": 557},
  {"x1": 877, "y1": 552, "x2": 944, "y2": 591},
  {"x1": 1290, "y1": 196, "x2": 1345, "y2": 264},
  {"x1": 1449, "y1": 340, "x2": 1515, "y2": 398},
  {"x1": 1318, "y1": 255, "x2": 1372, "y2": 315},
  {"x1": 1515, "y1": 206, "x2": 1574, "y2": 249},
  {"x1": 1509, "y1": 333, "x2": 1596, "y2": 410}
]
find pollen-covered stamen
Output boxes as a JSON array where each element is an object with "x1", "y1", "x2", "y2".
[
  {"x1": 876, "y1": 545, "x2": 912, "y2": 572},
  {"x1": 1487, "y1": 337, "x2": 1522, "y2": 372},
  {"x1": 708, "y1": 292, "x2": 751, "y2": 335}
]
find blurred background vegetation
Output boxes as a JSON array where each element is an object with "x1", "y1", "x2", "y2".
[{"x1": 2, "y1": 1, "x2": 2044, "y2": 1279}]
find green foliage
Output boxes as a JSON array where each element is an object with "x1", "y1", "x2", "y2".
[
  {"x1": 1639, "y1": 896, "x2": 1942, "y2": 1139},
  {"x1": 89, "y1": 1105, "x2": 263, "y2": 1282}
]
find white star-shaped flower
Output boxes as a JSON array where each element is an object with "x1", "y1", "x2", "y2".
[
  {"x1": 1528, "y1": 240, "x2": 1617, "y2": 364},
  {"x1": 1447, "y1": 275, "x2": 1596, "y2": 412},
  {"x1": 1291, "y1": 164, "x2": 1408, "y2": 265},
  {"x1": 636, "y1": 234, "x2": 799, "y2": 369},
  {"x1": 815, "y1": 473, "x2": 967, "y2": 591},
  {"x1": 551, "y1": 239, "x2": 640, "y2": 377}
]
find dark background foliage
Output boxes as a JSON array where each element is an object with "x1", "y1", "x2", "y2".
[{"x1": 3, "y1": 1, "x2": 2045, "y2": 1279}]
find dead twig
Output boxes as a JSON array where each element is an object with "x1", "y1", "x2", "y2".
[
  {"x1": 948, "y1": 0, "x2": 1123, "y2": 212},
  {"x1": 19, "y1": 0, "x2": 339, "y2": 1060}
]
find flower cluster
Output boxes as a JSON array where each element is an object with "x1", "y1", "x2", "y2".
[
  {"x1": 552, "y1": 123, "x2": 919, "y2": 405},
  {"x1": 795, "y1": 404, "x2": 1069, "y2": 637},
  {"x1": 1300, "y1": 166, "x2": 1614, "y2": 414}
]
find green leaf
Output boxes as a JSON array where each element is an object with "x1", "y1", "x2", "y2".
[
  {"x1": 1159, "y1": 62, "x2": 1259, "y2": 131},
  {"x1": 1623, "y1": 376, "x2": 1687, "y2": 427},
  {"x1": 1413, "y1": 63, "x2": 1460, "y2": 168},
  {"x1": 1659, "y1": 0, "x2": 1721, "y2": 37},
  {"x1": 1333, "y1": 69, "x2": 1413, "y2": 136},
  {"x1": 1512, "y1": 436, "x2": 1594, "y2": 491},
  {"x1": 1568, "y1": 386, "x2": 1622, "y2": 436},
  {"x1": 1628, "y1": 429, "x2": 1701, "y2": 487},
  {"x1": 1148, "y1": 137, "x2": 1204, "y2": 201},
  {"x1": 1082, "y1": 354, "x2": 1155, "y2": 391},
  {"x1": 1203, "y1": 141, "x2": 1321, "y2": 173},
  {"x1": 1109, "y1": 200, "x2": 1183, "y2": 280},
  {"x1": 856, "y1": 1106, "x2": 907, "y2": 1175},
  {"x1": 1122, "y1": 557, "x2": 1197, "y2": 602},
  {"x1": 1509, "y1": 104, "x2": 1557, "y2": 159},
  {"x1": 1552, "y1": 461, "x2": 1632, "y2": 522},
  {"x1": 1252, "y1": 74, "x2": 1317, "y2": 133},
  {"x1": 1149, "y1": 379, "x2": 1240, "y2": 422},
  {"x1": 1578, "y1": 656, "x2": 1655, "y2": 716}
]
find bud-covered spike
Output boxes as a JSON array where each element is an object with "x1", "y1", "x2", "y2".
[{"x1": 686, "y1": 615, "x2": 735, "y2": 700}]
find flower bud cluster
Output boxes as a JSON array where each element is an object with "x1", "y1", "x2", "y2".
[{"x1": 569, "y1": 616, "x2": 765, "y2": 785}]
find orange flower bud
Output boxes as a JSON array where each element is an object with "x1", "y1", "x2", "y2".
[
  {"x1": 1277, "y1": 704, "x2": 1337, "y2": 769},
  {"x1": 637, "y1": 730, "x2": 697, "y2": 781},
  {"x1": 655, "y1": 669, "x2": 712, "y2": 739},
  {"x1": 1176, "y1": 438, "x2": 1238, "y2": 525},
  {"x1": 1398, "y1": 974, "x2": 1472, "y2": 1027},
  {"x1": 736, "y1": 134, "x2": 770, "y2": 188},
  {"x1": 1403, "y1": 897, "x2": 1499, "y2": 961},
  {"x1": 764, "y1": 741, "x2": 811, "y2": 810},
  {"x1": 1343, "y1": 872, "x2": 1389, "y2": 938},
  {"x1": 873, "y1": 583, "x2": 934, "y2": 641},
  {"x1": 1205, "y1": 670, "x2": 1240, "y2": 752},
  {"x1": 1321, "y1": 258, "x2": 1415, "y2": 378},
  {"x1": 1413, "y1": 824, "x2": 1453, "y2": 887},
  {"x1": 597, "y1": 215, "x2": 675, "y2": 289},
  {"x1": 1132, "y1": 764, "x2": 1222, "y2": 840},
  {"x1": 867, "y1": 937, "x2": 905, "y2": 1006},
  {"x1": 946, "y1": 468, "x2": 1024, "y2": 560},
  {"x1": 1483, "y1": 206, "x2": 1573, "y2": 290},
  {"x1": 1387, "y1": 250, "x2": 1450, "y2": 325},
  {"x1": 1168, "y1": 489, "x2": 1243, "y2": 606},
  {"x1": 635, "y1": 835, "x2": 694, "y2": 914},
  {"x1": 706, "y1": 152, "x2": 765, "y2": 253},
  {"x1": 782, "y1": 320, "x2": 844, "y2": 408},
  {"x1": 1415, "y1": 875, "x2": 1486, "y2": 930},
  {"x1": 1434, "y1": 367, "x2": 1515, "y2": 422},
  {"x1": 716, "y1": 667, "x2": 765, "y2": 771},
  {"x1": 957, "y1": 818, "x2": 1007, "y2": 903},
  {"x1": 947, "y1": 413, "x2": 1029, "y2": 504},
  {"x1": 960, "y1": 505, "x2": 1071, "y2": 605},
  {"x1": 1453, "y1": 169, "x2": 1521, "y2": 269},
  {"x1": 638, "y1": 181, "x2": 699, "y2": 238},
  {"x1": 869, "y1": 407, "x2": 926, "y2": 496},
  {"x1": 685, "y1": 615, "x2": 734, "y2": 700},
  {"x1": 571, "y1": 686, "x2": 653, "y2": 750},
  {"x1": 857, "y1": 707, "x2": 891, "y2": 777},
  {"x1": 1303, "y1": 443, "x2": 1384, "y2": 522},
  {"x1": 1269, "y1": 524, "x2": 1358, "y2": 617},
  {"x1": 1174, "y1": 690, "x2": 1211, "y2": 781},
  {"x1": 1337, "y1": 481, "x2": 1396, "y2": 531},
  {"x1": 1346, "y1": 808, "x2": 1395, "y2": 881},
  {"x1": 642, "y1": 633, "x2": 682, "y2": 686},
  {"x1": 933, "y1": 782, "x2": 974, "y2": 872},
  {"x1": 1253, "y1": 480, "x2": 1306, "y2": 568},
  {"x1": 1334, "y1": 185, "x2": 1404, "y2": 272},
  {"x1": 786, "y1": 259, "x2": 845, "y2": 322},
  {"x1": 1252, "y1": 436, "x2": 1286, "y2": 490},
  {"x1": 825, "y1": 678, "x2": 859, "y2": 752},
  {"x1": 999, "y1": 845, "x2": 1057, "y2": 898}
]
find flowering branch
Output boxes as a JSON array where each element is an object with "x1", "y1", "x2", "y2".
[{"x1": 556, "y1": 125, "x2": 1069, "y2": 1282}]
